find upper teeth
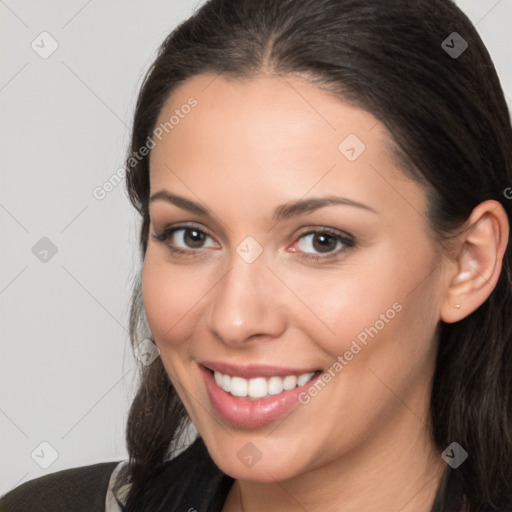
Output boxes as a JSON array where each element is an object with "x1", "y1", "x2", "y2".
[{"x1": 213, "y1": 370, "x2": 316, "y2": 398}]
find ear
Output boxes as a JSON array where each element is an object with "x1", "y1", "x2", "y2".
[{"x1": 440, "y1": 200, "x2": 509, "y2": 324}]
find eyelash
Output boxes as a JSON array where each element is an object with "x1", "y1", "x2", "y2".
[{"x1": 151, "y1": 223, "x2": 356, "y2": 262}]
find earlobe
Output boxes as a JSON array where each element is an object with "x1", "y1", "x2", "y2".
[{"x1": 440, "y1": 200, "x2": 509, "y2": 324}]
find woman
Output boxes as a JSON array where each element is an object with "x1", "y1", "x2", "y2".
[{"x1": 1, "y1": 0, "x2": 511, "y2": 510}]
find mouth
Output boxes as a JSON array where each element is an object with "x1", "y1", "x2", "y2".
[
  {"x1": 205, "y1": 367, "x2": 321, "y2": 400},
  {"x1": 199, "y1": 362, "x2": 323, "y2": 428}
]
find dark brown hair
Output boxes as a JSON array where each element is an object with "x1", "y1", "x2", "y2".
[{"x1": 122, "y1": 0, "x2": 512, "y2": 510}]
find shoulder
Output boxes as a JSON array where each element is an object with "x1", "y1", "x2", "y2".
[{"x1": 0, "y1": 460, "x2": 121, "y2": 512}]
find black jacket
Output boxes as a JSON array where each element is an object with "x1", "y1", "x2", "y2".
[
  {"x1": 0, "y1": 437, "x2": 234, "y2": 512},
  {"x1": 0, "y1": 460, "x2": 121, "y2": 512}
]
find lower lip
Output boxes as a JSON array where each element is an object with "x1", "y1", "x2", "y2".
[{"x1": 199, "y1": 364, "x2": 320, "y2": 428}]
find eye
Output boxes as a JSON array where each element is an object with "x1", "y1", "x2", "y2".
[
  {"x1": 291, "y1": 228, "x2": 355, "y2": 261},
  {"x1": 151, "y1": 223, "x2": 218, "y2": 256},
  {"x1": 152, "y1": 223, "x2": 356, "y2": 261}
]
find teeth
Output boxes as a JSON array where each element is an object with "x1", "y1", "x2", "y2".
[
  {"x1": 230, "y1": 376, "x2": 248, "y2": 397},
  {"x1": 297, "y1": 372, "x2": 314, "y2": 386},
  {"x1": 268, "y1": 376, "x2": 283, "y2": 395},
  {"x1": 212, "y1": 370, "x2": 316, "y2": 399},
  {"x1": 222, "y1": 373, "x2": 231, "y2": 392},
  {"x1": 248, "y1": 377, "x2": 267, "y2": 398},
  {"x1": 283, "y1": 375, "x2": 297, "y2": 390}
]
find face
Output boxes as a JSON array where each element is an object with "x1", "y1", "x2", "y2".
[{"x1": 142, "y1": 73, "x2": 449, "y2": 482}]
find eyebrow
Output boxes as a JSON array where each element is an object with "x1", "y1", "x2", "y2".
[{"x1": 149, "y1": 190, "x2": 378, "y2": 222}]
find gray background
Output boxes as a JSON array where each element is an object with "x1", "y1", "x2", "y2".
[{"x1": 1, "y1": 0, "x2": 511, "y2": 495}]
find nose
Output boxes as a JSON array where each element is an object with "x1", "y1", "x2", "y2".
[{"x1": 205, "y1": 251, "x2": 287, "y2": 347}]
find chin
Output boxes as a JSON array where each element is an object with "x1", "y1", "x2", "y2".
[{"x1": 205, "y1": 436, "x2": 313, "y2": 483}]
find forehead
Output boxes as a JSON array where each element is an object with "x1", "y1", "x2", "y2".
[
  {"x1": 148, "y1": 73, "x2": 426, "y2": 224},
  {"x1": 151, "y1": 73, "x2": 388, "y2": 168}
]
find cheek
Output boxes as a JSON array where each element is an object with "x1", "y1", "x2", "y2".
[
  {"x1": 299, "y1": 242, "x2": 440, "y2": 363},
  {"x1": 288, "y1": 262, "x2": 397, "y2": 358},
  {"x1": 141, "y1": 254, "x2": 205, "y2": 348}
]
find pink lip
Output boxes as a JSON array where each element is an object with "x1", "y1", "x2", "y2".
[
  {"x1": 199, "y1": 364, "x2": 321, "y2": 428},
  {"x1": 200, "y1": 360, "x2": 319, "y2": 378}
]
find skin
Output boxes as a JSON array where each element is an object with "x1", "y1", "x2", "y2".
[{"x1": 142, "y1": 73, "x2": 508, "y2": 511}]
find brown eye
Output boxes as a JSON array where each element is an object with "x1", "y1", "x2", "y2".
[
  {"x1": 293, "y1": 228, "x2": 355, "y2": 261},
  {"x1": 312, "y1": 233, "x2": 338, "y2": 253},
  {"x1": 152, "y1": 224, "x2": 218, "y2": 255},
  {"x1": 180, "y1": 228, "x2": 207, "y2": 248}
]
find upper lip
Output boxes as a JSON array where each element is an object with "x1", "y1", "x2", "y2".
[{"x1": 200, "y1": 360, "x2": 320, "y2": 378}]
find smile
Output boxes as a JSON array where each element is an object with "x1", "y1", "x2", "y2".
[
  {"x1": 199, "y1": 363, "x2": 323, "y2": 428},
  {"x1": 213, "y1": 370, "x2": 317, "y2": 399}
]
